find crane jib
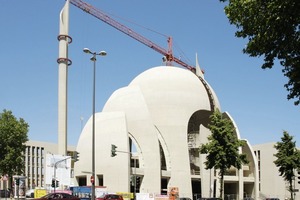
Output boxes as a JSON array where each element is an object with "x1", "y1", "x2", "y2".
[{"x1": 68, "y1": 0, "x2": 196, "y2": 72}]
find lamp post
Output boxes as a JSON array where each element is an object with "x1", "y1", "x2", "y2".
[{"x1": 83, "y1": 48, "x2": 107, "y2": 200}]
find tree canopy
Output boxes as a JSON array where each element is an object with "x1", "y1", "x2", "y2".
[
  {"x1": 274, "y1": 131, "x2": 300, "y2": 200},
  {"x1": 199, "y1": 109, "x2": 248, "y2": 199},
  {"x1": 221, "y1": 0, "x2": 300, "y2": 105},
  {"x1": 0, "y1": 109, "x2": 29, "y2": 179}
]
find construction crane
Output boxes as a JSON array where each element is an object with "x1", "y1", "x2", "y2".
[
  {"x1": 68, "y1": 0, "x2": 198, "y2": 73},
  {"x1": 68, "y1": 0, "x2": 215, "y2": 110}
]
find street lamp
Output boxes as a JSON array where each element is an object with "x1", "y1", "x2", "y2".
[{"x1": 83, "y1": 48, "x2": 107, "y2": 200}]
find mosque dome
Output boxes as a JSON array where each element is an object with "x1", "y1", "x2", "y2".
[
  {"x1": 103, "y1": 65, "x2": 220, "y2": 127},
  {"x1": 131, "y1": 66, "x2": 219, "y2": 115}
]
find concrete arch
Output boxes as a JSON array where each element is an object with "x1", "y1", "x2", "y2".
[{"x1": 155, "y1": 125, "x2": 171, "y2": 171}]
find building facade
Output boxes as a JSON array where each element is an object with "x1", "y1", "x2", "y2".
[
  {"x1": 253, "y1": 143, "x2": 300, "y2": 200},
  {"x1": 74, "y1": 66, "x2": 259, "y2": 200},
  {"x1": 24, "y1": 140, "x2": 75, "y2": 190}
]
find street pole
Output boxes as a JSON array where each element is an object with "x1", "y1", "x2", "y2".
[
  {"x1": 83, "y1": 48, "x2": 106, "y2": 200},
  {"x1": 209, "y1": 168, "x2": 211, "y2": 198},
  {"x1": 92, "y1": 52, "x2": 96, "y2": 200},
  {"x1": 134, "y1": 158, "x2": 136, "y2": 200}
]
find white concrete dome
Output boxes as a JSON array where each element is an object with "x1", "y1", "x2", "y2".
[
  {"x1": 128, "y1": 66, "x2": 221, "y2": 119},
  {"x1": 104, "y1": 66, "x2": 221, "y2": 121},
  {"x1": 75, "y1": 66, "x2": 229, "y2": 197}
]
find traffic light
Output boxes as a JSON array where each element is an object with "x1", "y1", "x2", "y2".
[
  {"x1": 130, "y1": 175, "x2": 134, "y2": 186},
  {"x1": 111, "y1": 144, "x2": 117, "y2": 157},
  {"x1": 55, "y1": 180, "x2": 59, "y2": 187},
  {"x1": 73, "y1": 151, "x2": 80, "y2": 162},
  {"x1": 16, "y1": 178, "x2": 20, "y2": 186},
  {"x1": 51, "y1": 179, "x2": 55, "y2": 188},
  {"x1": 136, "y1": 176, "x2": 141, "y2": 186},
  {"x1": 298, "y1": 171, "x2": 300, "y2": 184}
]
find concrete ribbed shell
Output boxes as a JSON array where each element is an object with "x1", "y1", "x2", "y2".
[{"x1": 127, "y1": 66, "x2": 220, "y2": 124}]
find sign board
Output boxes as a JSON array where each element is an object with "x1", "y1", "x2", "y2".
[
  {"x1": 45, "y1": 154, "x2": 71, "y2": 187},
  {"x1": 116, "y1": 192, "x2": 133, "y2": 199},
  {"x1": 70, "y1": 186, "x2": 107, "y2": 199},
  {"x1": 35, "y1": 189, "x2": 47, "y2": 198},
  {"x1": 13, "y1": 175, "x2": 26, "y2": 199},
  {"x1": 168, "y1": 187, "x2": 179, "y2": 200}
]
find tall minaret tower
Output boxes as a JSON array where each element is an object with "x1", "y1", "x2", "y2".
[{"x1": 57, "y1": 0, "x2": 72, "y2": 155}]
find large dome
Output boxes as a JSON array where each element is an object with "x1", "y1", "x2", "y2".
[
  {"x1": 129, "y1": 66, "x2": 220, "y2": 119},
  {"x1": 103, "y1": 66, "x2": 220, "y2": 126}
]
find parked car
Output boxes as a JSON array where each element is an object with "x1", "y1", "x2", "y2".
[
  {"x1": 26, "y1": 189, "x2": 34, "y2": 198},
  {"x1": 96, "y1": 194, "x2": 124, "y2": 200},
  {"x1": 35, "y1": 192, "x2": 80, "y2": 200},
  {"x1": 179, "y1": 197, "x2": 192, "y2": 200}
]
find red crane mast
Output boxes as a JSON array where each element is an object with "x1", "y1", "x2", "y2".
[{"x1": 69, "y1": 0, "x2": 196, "y2": 72}]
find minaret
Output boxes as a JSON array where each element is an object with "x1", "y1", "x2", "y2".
[
  {"x1": 57, "y1": 0, "x2": 72, "y2": 155},
  {"x1": 195, "y1": 53, "x2": 204, "y2": 78}
]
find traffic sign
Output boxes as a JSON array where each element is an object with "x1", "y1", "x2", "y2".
[
  {"x1": 90, "y1": 176, "x2": 94, "y2": 184},
  {"x1": 1, "y1": 175, "x2": 8, "y2": 181}
]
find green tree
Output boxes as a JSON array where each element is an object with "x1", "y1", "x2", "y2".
[
  {"x1": 0, "y1": 109, "x2": 29, "y2": 183},
  {"x1": 220, "y1": 0, "x2": 300, "y2": 105},
  {"x1": 199, "y1": 109, "x2": 248, "y2": 199},
  {"x1": 274, "y1": 131, "x2": 300, "y2": 200}
]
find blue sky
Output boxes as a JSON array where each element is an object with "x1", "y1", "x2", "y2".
[{"x1": 1, "y1": 0, "x2": 299, "y2": 147}]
